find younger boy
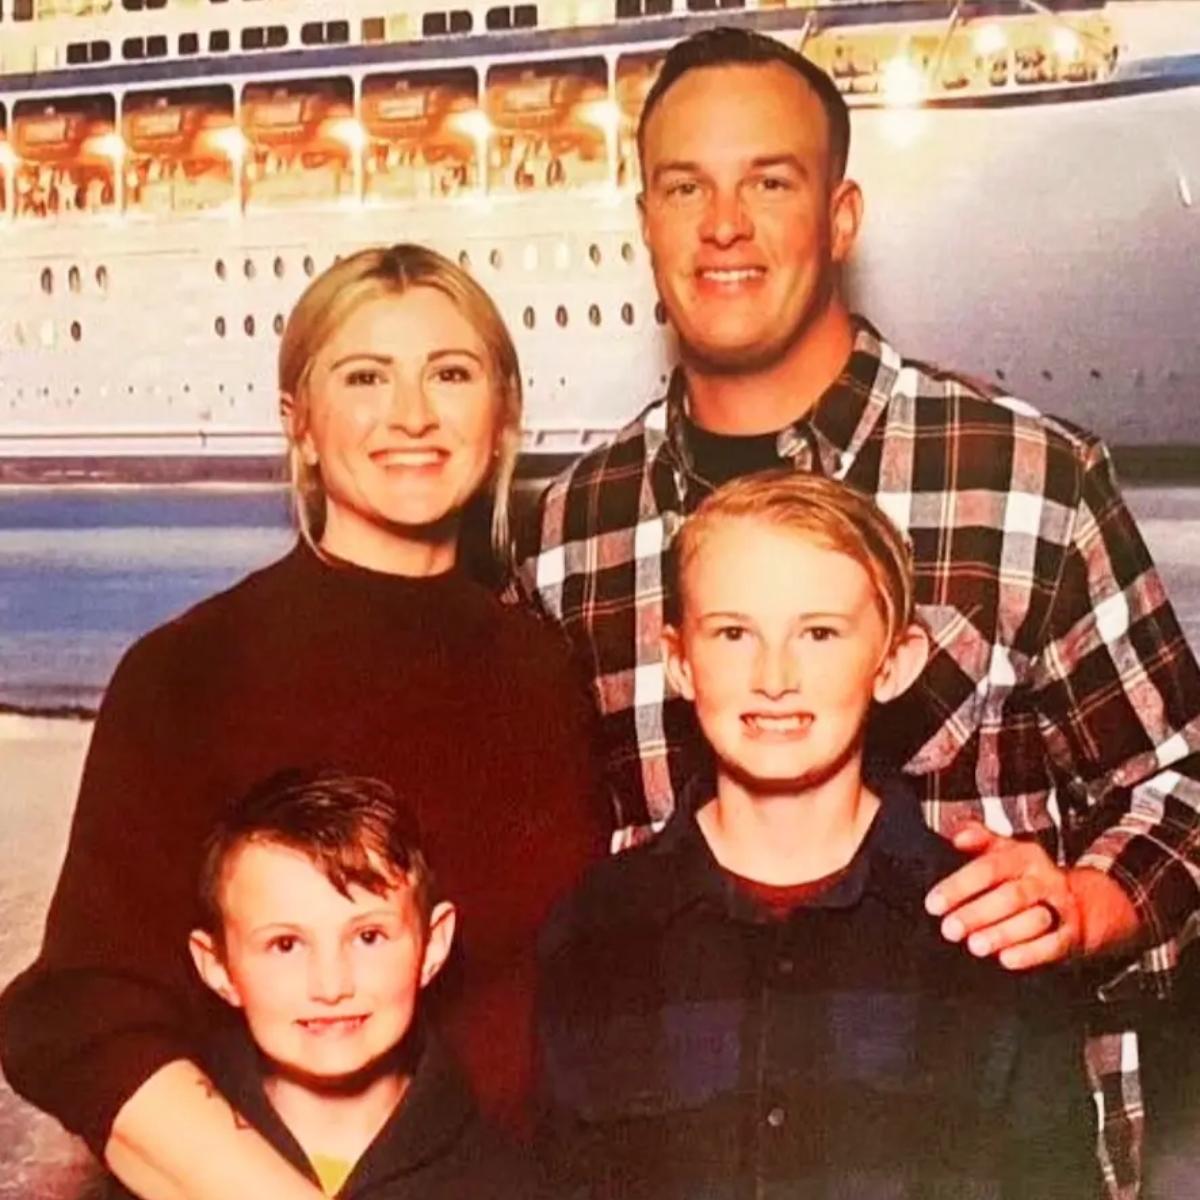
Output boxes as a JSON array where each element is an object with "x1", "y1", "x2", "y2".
[
  {"x1": 112, "y1": 768, "x2": 544, "y2": 1199},
  {"x1": 537, "y1": 471, "x2": 1097, "y2": 1198}
]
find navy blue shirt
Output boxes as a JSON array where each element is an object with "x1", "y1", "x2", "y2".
[{"x1": 537, "y1": 781, "x2": 1098, "y2": 1199}]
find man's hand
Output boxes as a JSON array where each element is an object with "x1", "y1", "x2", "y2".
[{"x1": 924, "y1": 822, "x2": 1144, "y2": 970}]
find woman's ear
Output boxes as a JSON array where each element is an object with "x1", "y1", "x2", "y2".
[
  {"x1": 280, "y1": 392, "x2": 318, "y2": 465},
  {"x1": 662, "y1": 624, "x2": 695, "y2": 701},
  {"x1": 419, "y1": 901, "x2": 457, "y2": 990},
  {"x1": 188, "y1": 929, "x2": 243, "y2": 1009},
  {"x1": 873, "y1": 622, "x2": 930, "y2": 705}
]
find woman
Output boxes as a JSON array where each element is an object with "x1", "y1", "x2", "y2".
[{"x1": 0, "y1": 245, "x2": 609, "y2": 1200}]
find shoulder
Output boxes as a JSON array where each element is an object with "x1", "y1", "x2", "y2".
[
  {"x1": 884, "y1": 342, "x2": 1107, "y2": 487},
  {"x1": 101, "y1": 550, "x2": 297, "y2": 700},
  {"x1": 536, "y1": 396, "x2": 671, "y2": 540}
]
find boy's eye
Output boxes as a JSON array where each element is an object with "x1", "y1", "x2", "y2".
[
  {"x1": 268, "y1": 935, "x2": 299, "y2": 954},
  {"x1": 716, "y1": 625, "x2": 747, "y2": 642},
  {"x1": 357, "y1": 927, "x2": 387, "y2": 946},
  {"x1": 806, "y1": 626, "x2": 839, "y2": 643}
]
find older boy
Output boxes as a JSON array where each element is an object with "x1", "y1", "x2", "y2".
[
  {"x1": 108, "y1": 768, "x2": 544, "y2": 1199},
  {"x1": 538, "y1": 472, "x2": 1096, "y2": 1198}
]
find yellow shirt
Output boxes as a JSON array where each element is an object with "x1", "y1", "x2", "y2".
[{"x1": 309, "y1": 1153, "x2": 354, "y2": 1197}]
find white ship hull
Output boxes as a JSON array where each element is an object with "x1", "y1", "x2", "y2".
[{"x1": 2, "y1": 0, "x2": 1199, "y2": 481}]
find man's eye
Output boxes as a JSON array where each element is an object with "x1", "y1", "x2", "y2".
[
  {"x1": 754, "y1": 175, "x2": 792, "y2": 194},
  {"x1": 665, "y1": 180, "x2": 700, "y2": 199}
]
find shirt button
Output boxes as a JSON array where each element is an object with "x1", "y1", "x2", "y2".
[{"x1": 766, "y1": 1106, "x2": 786, "y2": 1129}]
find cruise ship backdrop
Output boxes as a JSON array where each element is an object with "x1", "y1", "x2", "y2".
[{"x1": 1, "y1": 0, "x2": 1199, "y2": 481}]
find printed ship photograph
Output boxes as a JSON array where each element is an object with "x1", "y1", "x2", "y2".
[{"x1": 3, "y1": 0, "x2": 1200, "y2": 1195}]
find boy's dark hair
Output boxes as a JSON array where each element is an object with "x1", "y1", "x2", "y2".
[
  {"x1": 637, "y1": 27, "x2": 851, "y2": 183},
  {"x1": 198, "y1": 768, "x2": 433, "y2": 947}
]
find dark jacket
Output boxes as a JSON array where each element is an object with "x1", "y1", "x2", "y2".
[{"x1": 107, "y1": 1028, "x2": 549, "y2": 1199}]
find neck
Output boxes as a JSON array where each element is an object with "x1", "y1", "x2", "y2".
[
  {"x1": 698, "y1": 750, "x2": 879, "y2": 885},
  {"x1": 684, "y1": 298, "x2": 855, "y2": 435},
  {"x1": 265, "y1": 1066, "x2": 409, "y2": 1168},
  {"x1": 319, "y1": 511, "x2": 458, "y2": 577}
]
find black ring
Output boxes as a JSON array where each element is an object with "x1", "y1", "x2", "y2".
[{"x1": 1036, "y1": 900, "x2": 1063, "y2": 934}]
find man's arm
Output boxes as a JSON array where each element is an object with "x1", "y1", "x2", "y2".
[
  {"x1": 106, "y1": 1060, "x2": 322, "y2": 1200},
  {"x1": 926, "y1": 439, "x2": 1200, "y2": 985}
]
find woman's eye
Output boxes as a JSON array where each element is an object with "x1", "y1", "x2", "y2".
[
  {"x1": 433, "y1": 365, "x2": 472, "y2": 384},
  {"x1": 345, "y1": 368, "x2": 385, "y2": 387},
  {"x1": 806, "y1": 626, "x2": 838, "y2": 643}
]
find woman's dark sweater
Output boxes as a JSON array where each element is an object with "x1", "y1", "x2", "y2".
[{"x1": 0, "y1": 543, "x2": 610, "y2": 1153}]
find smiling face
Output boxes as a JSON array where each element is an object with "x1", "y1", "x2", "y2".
[
  {"x1": 289, "y1": 287, "x2": 501, "y2": 574},
  {"x1": 638, "y1": 63, "x2": 860, "y2": 377},
  {"x1": 190, "y1": 839, "x2": 453, "y2": 1087},
  {"x1": 665, "y1": 518, "x2": 912, "y2": 796}
]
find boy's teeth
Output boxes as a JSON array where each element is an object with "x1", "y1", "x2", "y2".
[{"x1": 748, "y1": 715, "x2": 808, "y2": 731}]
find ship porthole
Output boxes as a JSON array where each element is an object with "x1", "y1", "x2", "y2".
[
  {"x1": 40, "y1": 268, "x2": 53, "y2": 295},
  {"x1": 302, "y1": 255, "x2": 315, "y2": 278},
  {"x1": 489, "y1": 249, "x2": 503, "y2": 270},
  {"x1": 588, "y1": 243, "x2": 601, "y2": 267},
  {"x1": 555, "y1": 305, "x2": 568, "y2": 328},
  {"x1": 70, "y1": 321, "x2": 82, "y2": 342},
  {"x1": 273, "y1": 256, "x2": 285, "y2": 279},
  {"x1": 458, "y1": 250, "x2": 471, "y2": 271},
  {"x1": 68, "y1": 267, "x2": 82, "y2": 294},
  {"x1": 215, "y1": 316, "x2": 226, "y2": 338},
  {"x1": 522, "y1": 306, "x2": 535, "y2": 330},
  {"x1": 215, "y1": 259, "x2": 227, "y2": 281},
  {"x1": 654, "y1": 301, "x2": 667, "y2": 326},
  {"x1": 620, "y1": 242, "x2": 635, "y2": 264},
  {"x1": 273, "y1": 313, "x2": 285, "y2": 336},
  {"x1": 244, "y1": 315, "x2": 256, "y2": 337},
  {"x1": 244, "y1": 259, "x2": 256, "y2": 281},
  {"x1": 620, "y1": 302, "x2": 634, "y2": 326},
  {"x1": 588, "y1": 304, "x2": 601, "y2": 327},
  {"x1": 96, "y1": 265, "x2": 109, "y2": 292}
]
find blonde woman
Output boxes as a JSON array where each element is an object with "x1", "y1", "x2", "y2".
[{"x1": 0, "y1": 245, "x2": 608, "y2": 1200}]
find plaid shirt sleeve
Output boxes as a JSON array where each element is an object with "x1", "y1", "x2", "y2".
[{"x1": 1031, "y1": 434, "x2": 1200, "y2": 996}]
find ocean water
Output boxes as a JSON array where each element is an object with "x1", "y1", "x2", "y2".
[
  {"x1": 0, "y1": 488, "x2": 294, "y2": 712},
  {"x1": 2, "y1": 484, "x2": 1200, "y2": 714}
]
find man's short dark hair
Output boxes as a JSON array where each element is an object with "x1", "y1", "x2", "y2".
[
  {"x1": 198, "y1": 768, "x2": 433, "y2": 945},
  {"x1": 637, "y1": 27, "x2": 851, "y2": 184}
]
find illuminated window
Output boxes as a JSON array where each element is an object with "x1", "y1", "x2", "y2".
[
  {"x1": 361, "y1": 16, "x2": 385, "y2": 41},
  {"x1": 68, "y1": 266, "x2": 81, "y2": 293}
]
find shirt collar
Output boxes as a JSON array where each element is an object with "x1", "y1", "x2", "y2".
[
  {"x1": 661, "y1": 316, "x2": 898, "y2": 487},
  {"x1": 646, "y1": 773, "x2": 949, "y2": 928}
]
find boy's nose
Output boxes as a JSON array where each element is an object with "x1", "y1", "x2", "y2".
[
  {"x1": 308, "y1": 949, "x2": 354, "y2": 1004},
  {"x1": 754, "y1": 644, "x2": 800, "y2": 698}
]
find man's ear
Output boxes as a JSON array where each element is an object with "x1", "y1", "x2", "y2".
[
  {"x1": 829, "y1": 177, "x2": 864, "y2": 266},
  {"x1": 188, "y1": 929, "x2": 243, "y2": 1009},
  {"x1": 873, "y1": 622, "x2": 930, "y2": 704},
  {"x1": 661, "y1": 624, "x2": 695, "y2": 702},
  {"x1": 419, "y1": 901, "x2": 457, "y2": 991}
]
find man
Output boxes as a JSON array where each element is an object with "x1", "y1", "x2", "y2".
[{"x1": 519, "y1": 27, "x2": 1200, "y2": 1198}]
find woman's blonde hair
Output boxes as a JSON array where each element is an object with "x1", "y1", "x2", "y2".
[
  {"x1": 669, "y1": 470, "x2": 916, "y2": 646},
  {"x1": 278, "y1": 243, "x2": 523, "y2": 563}
]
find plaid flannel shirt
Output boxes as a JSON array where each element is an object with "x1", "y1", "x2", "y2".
[
  {"x1": 519, "y1": 320, "x2": 1200, "y2": 1198},
  {"x1": 537, "y1": 780, "x2": 1097, "y2": 1200}
]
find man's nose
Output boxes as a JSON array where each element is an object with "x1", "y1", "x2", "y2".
[{"x1": 700, "y1": 186, "x2": 754, "y2": 247}]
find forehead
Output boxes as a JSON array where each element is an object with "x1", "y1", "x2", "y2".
[
  {"x1": 643, "y1": 62, "x2": 830, "y2": 172},
  {"x1": 683, "y1": 518, "x2": 878, "y2": 613},
  {"x1": 317, "y1": 286, "x2": 486, "y2": 364},
  {"x1": 217, "y1": 839, "x2": 410, "y2": 925}
]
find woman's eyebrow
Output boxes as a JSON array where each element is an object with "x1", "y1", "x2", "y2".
[
  {"x1": 427, "y1": 348, "x2": 486, "y2": 365},
  {"x1": 327, "y1": 352, "x2": 393, "y2": 371}
]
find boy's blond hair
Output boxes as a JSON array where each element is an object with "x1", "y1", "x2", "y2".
[{"x1": 670, "y1": 470, "x2": 915, "y2": 644}]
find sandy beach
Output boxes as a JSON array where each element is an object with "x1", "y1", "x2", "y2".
[{"x1": 0, "y1": 717, "x2": 104, "y2": 1200}]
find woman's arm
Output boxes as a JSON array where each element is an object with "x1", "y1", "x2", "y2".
[{"x1": 107, "y1": 1061, "x2": 323, "y2": 1200}]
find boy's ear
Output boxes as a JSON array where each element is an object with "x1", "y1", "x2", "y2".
[
  {"x1": 419, "y1": 901, "x2": 457, "y2": 991},
  {"x1": 873, "y1": 623, "x2": 930, "y2": 704},
  {"x1": 188, "y1": 929, "x2": 243, "y2": 1009},
  {"x1": 661, "y1": 624, "x2": 695, "y2": 702}
]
